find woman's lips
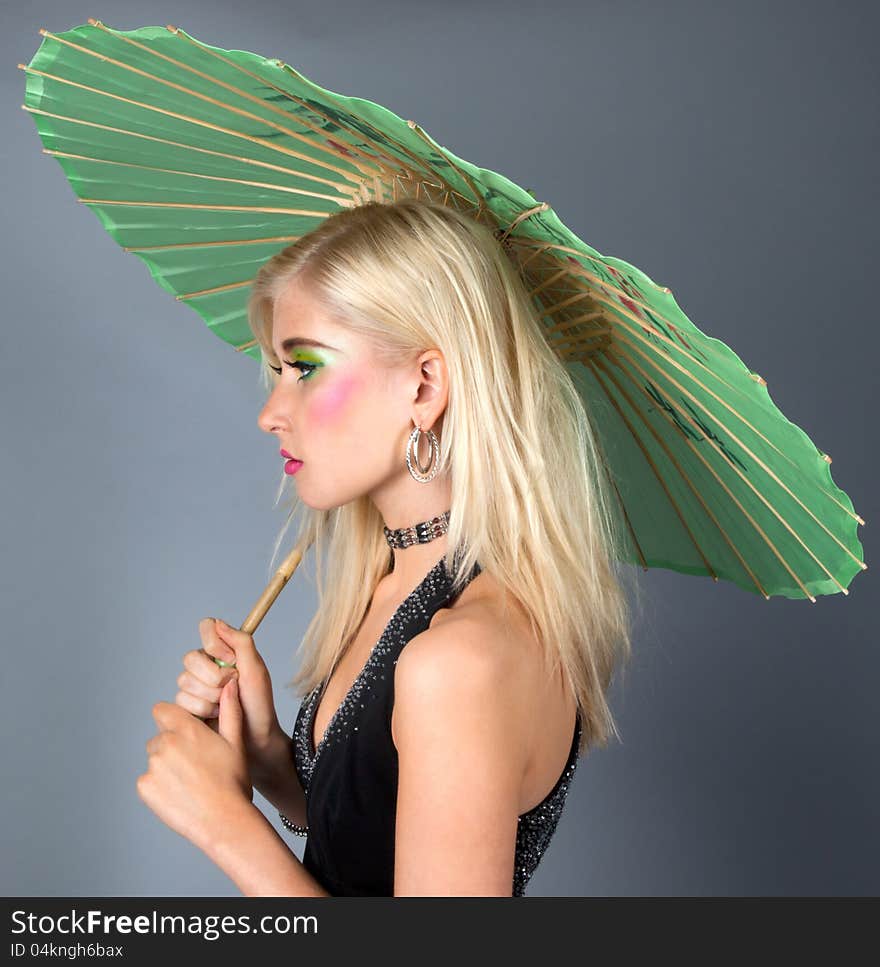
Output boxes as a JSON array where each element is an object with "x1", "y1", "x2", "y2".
[{"x1": 284, "y1": 458, "x2": 303, "y2": 475}]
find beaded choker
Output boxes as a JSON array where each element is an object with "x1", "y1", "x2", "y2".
[{"x1": 383, "y1": 509, "x2": 451, "y2": 549}]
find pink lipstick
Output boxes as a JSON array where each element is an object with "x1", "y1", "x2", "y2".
[{"x1": 280, "y1": 448, "x2": 303, "y2": 474}]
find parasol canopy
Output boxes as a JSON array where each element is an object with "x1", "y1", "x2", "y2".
[{"x1": 20, "y1": 19, "x2": 867, "y2": 601}]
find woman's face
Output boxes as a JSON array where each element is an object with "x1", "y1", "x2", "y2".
[{"x1": 257, "y1": 280, "x2": 421, "y2": 511}]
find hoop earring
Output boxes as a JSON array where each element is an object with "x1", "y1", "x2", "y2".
[{"x1": 406, "y1": 423, "x2": 441, "y2": 483}]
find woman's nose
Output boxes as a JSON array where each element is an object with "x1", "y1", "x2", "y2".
[{"x1": 257, "y1": 393, "x2": 285, "y2": 435}]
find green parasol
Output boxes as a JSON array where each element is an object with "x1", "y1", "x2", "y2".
[{"x1": 21, "y1": 19, "x2": 866, "y2": 603}]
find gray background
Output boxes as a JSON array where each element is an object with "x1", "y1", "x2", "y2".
[{"x1": 2, "y1": 0, "x2": 876, "y2": 896}]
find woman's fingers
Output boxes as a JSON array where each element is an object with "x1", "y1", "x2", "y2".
[
  {"x1": 167, "y1": 622, "x2": 243, "y2": 725},
  {"x1": 176, "y1": 668, "x2": 223, "y2": 704},
  {"x1": 176, "y1": 652, "x2": 238, "y2": 720},
  {"x1": 198, "y1": 617, "x2": 236, "y2": 665},
  {"x1": 174, "y1": 688, "x2": 220, "y2": 719},
  {"x1": 182, "y1": 648, "x2": 236, "y2": 688}
]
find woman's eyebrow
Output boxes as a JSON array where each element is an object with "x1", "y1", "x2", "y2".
[{"x1": 277, "y1": 336, "x2": 339, "y2": 352}]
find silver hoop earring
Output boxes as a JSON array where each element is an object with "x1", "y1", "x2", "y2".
[{"x1": 406, "y1": 423, "x2": 440, "y2": 483}]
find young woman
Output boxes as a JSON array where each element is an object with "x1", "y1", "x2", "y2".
[{"x1": 139, "y1": 198, "x2": 636, "y2": 896}]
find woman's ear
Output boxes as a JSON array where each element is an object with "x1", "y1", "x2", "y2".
[{"x1": 412, "y1": 349, "x2": 448, "y2": 427}]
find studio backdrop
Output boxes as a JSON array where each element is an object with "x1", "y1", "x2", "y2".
[{"x1": 2, "y1": 0, "x2": 876, "y2": 897}]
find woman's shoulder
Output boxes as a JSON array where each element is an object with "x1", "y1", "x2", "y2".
[
  {"x1": 430, "y1": 565, "x2": 537, "y2": 655},
  {"x1": 393, "y1": 569, "x2": 544, "y2": 744},
  {"x1": 400, "y1": 568, "x2": 579, "y2": 810}
]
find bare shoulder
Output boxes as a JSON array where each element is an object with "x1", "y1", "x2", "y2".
[
  {"x1": 429, "y1": 564, "x2": 539, "y2": 652},
  {"x1": 394, "y1": 606, "x2": 521, "y2": 709},
  {"x1": 391, "y1": 573, "x2": 541, "y2": 755}
]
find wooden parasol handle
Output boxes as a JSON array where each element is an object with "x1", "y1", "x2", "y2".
[{"x1": 210, "y1": 544, "x2": 304, "y2": 669}]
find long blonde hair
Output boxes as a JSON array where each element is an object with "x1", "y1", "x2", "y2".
[{"x1": 247, "y1": 198, "x2": 640, "y2": 756}]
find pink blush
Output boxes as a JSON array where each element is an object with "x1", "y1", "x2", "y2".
[{"x1": 309, "y1": 372, "x2": 361, "y2": 424}]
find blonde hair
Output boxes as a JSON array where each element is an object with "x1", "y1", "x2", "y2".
[{"x1": 247, "y1": 198, "x2": 640, "y2": 756}]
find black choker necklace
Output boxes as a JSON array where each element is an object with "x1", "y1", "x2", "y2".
[{"x1": 383, "y1": 509, "x2": 451, "y2": 549}]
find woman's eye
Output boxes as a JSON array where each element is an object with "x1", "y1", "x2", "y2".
[{"x1": 268, "y1": 361, "x2": 317, "y2": 381}]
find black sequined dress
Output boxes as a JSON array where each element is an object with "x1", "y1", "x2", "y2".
[{"x1": 284, "y1": 553, "x2": 582, "y2": 896}]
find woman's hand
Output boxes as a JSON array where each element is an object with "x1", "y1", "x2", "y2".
[
  {"x1": 137, "y1": 678, "x2": 252, "y2": 853},
  {"x1": 175, "y1": 618, "x2": 288, "y2": 783}
]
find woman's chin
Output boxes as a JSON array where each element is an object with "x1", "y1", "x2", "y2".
[{"x1": 294, "y1": 487, "x2": 343, "y2": 514}]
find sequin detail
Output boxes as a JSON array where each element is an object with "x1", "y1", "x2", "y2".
[
  {"x1": 513, "y1": 712, "x2": 582, "y2": 897},
  {"x1": 285, "y1": 554, "x2": 582, "y2": 896}
]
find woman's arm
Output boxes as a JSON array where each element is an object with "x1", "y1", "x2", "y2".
[
  {"x1": 205, "y1": 799, "x2": 331, "y2": 897},
  {"x1": 392, "y1": 619, "x2": 524, "y2": 896},
  {"x1": 251, "y1": 726, "x2": 308, "y2": 828}
]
